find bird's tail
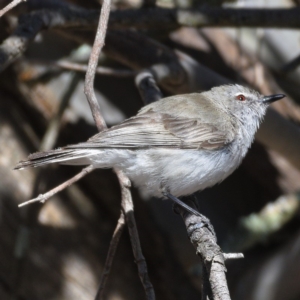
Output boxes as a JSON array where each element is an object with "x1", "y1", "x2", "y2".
[{"x1": 14, "y1": 147, "x2": 96, "y2": 170}]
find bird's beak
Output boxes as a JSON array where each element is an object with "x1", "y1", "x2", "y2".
[{"x1": 262, "y1": 94, "x2": 285, "y2": 104}]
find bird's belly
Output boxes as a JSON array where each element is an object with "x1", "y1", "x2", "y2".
[{"x1": 119, "y1": 147, "x2": 242, "y2": 198}]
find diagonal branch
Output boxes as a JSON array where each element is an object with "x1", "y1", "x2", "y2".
[
  {"x1": 47, "y1": 60, "x2": 136, "y2": 77},
  {"x1": 0, "y1": 0, "x2": 26, "y2": 18},
  {"x1": 175, "y1": 198, "x2": 243, "y2": 300},
  {"x1": 84, "y1": 0, "x2": 110, "y2": 132},
  {"x1": 18, "y1": 165, "x2": 94, "y2": 207},
  {"x1": 95, "y1": 211, "x2": 126, "y2": 300}
]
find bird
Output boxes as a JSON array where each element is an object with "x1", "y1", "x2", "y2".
[{"x1": 15, "y1": 84, "x2": 285, "y2": 215}]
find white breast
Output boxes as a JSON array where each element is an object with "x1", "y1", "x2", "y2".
[
  {"x1": 88, "y1": 129, "x2": 251, "y2": 198},
  {"x1": 100, "y1": 143, "x2": 245, "y2": 198}
]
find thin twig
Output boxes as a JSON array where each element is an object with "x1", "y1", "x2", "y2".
[
  {"x1": 84, "y1": 0, "x2": 111, "y2": 132},
  {"x1": 0, "y1": 0, "x2": 26, "y2": 18},
  {"x1": 84, "y1": 1, "x2": 155, "y2": 298},
  {"x1": 176, "y1": 198, "x2": 234, "y2": 300},
  {"x1": 223, "y1": 253, "x2": 244, "y2": 260},
  {"x1": 54, "y1": 60, "x2": 135, "y2": 77},
  {"x1": 18, "y1": 165, "x2": 94, "y2": 207},
  {"x1": 25, "y1": 59, "x2": 136, "y2": 77},
  {"x1": 116, "y1": 170, "x2": 155, "y2": 300},
  {"x1": 94, "y1": 211, "x2": 126, "y2": 300}
]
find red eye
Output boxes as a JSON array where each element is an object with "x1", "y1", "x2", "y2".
[{"x1": 236, "y1": 94, "x2": 246, "y2": 101}]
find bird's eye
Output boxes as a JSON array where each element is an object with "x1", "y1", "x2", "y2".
[{"x1": 236, "y1": 94, "x2": 246, "y2": 101}]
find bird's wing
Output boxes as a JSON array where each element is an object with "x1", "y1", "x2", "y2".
[{"x1": 68, "y1": 111, "x2": 234, "y2": 150}]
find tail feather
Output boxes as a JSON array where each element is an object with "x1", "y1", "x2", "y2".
[{"x1": 14, "y1": 148, "x2": 96, "y2": 170}]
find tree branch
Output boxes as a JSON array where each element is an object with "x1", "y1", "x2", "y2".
[
  {"x1": 83, "y1": 2, "x2": 155, "y2": 298},
  {"x1": 95, "y1": 211, "x2": 126, "y2": 300},
  {"x1": 116, "y1": 170, "x2": 155, "y2": 300},
  {"x1": 0, "y1": 0, "x2": 26, "y2": 17},
  {"x1": 175, "y1": 198, "x2": 242, "y2": 300},
  {"x1": 84, "y1": 0, "x2": 110, "y2": 132},
  {"x1": 53, "y1": 60, "x2": 136, "y2": 77},
  {"x1": 3, "y1": 5, "x2": 300, "y2": 74},
  {"x1": 18, "y1": 165, "x2": 94, "y2": 207}
]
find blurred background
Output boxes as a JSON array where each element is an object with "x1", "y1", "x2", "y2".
[{"x1": 1, "y1": 0, "x2": 300, "y2": 299}]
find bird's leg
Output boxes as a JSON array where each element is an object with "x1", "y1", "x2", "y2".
[
  {"x1": 164, "y1": 192, "x2": 203, "y2": 218},
  {"x1": 170, "y1": 194, "x2": 216, "y2": 237}
]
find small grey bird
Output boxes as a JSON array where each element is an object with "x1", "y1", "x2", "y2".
[{"x1": 15, "y1": 85, "x2": 284, "y2": 213}]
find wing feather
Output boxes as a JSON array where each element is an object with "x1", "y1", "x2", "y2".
[{"x1": 66, "y1": 111, "x2": 234, "y2": 150}]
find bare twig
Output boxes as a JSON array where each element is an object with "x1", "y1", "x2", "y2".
[
  {"x1": 18, "y1": 72, "x2": 88, "y2": 208},
  {"x1": 223, "y1": 253, "x2": 244, "y2": 260},
  {"x1": 22, "y1": 59, "x2": 135, "y2": 78},
  {"x1": 95, "y1": 211, "x2": 126, "y2": 300},
  {"x1": 84, "y1": 0, "x2": 111, "y2": 132},
  {"x1": 84, "y1": 2, "x2": 155, "y2": 298},
  {"x1": 176, "y1": 199, "x2": 232, "y2": 300},
  {"x1": 54, "y1": 60, "x2": 135, "y2": 77},
  {"x1": 116, "y1": 170, "x2": 155, "y2": 300},
  {"x1": 0, "y1": 0, "x2": 26, "y2": 18},
  {"x1": 18, "y1": 165, "x2": 94, "y2": 207}
]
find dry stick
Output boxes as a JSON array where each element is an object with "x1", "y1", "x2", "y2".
[
  {"x1": 18, "y1": 165, "x2": 94, "y2": 207},
  {"x1": 84, "y1": 0, "x2": 110, "y2": 132},
  {"x1": 175, "y1": 199, "x2": 243, "y2": 300},
  {"x1": 95, "y1": 211, "x2": 126, "y2": 300},
  {"x1": 0, "y1": 0, "x2": 25, "y2": 17},
  {"x1": 54, "y1": 60, "x2": 136, "y2": 77},
  {"x1": 17, "y1": 73, "x2": 86, "y2": 208},
  {"x1": 83, "y1": 2, "x2": 155, "y2": 299},
  {"x1": 116, "y1": 170, "x2": 155, "y2": 299},
  {"x1": 25, "y1": 59, "x2": 136, "y2": 77},
  {"x1": 223, "y1": 253, "x2": 244, "y2": 260}
]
